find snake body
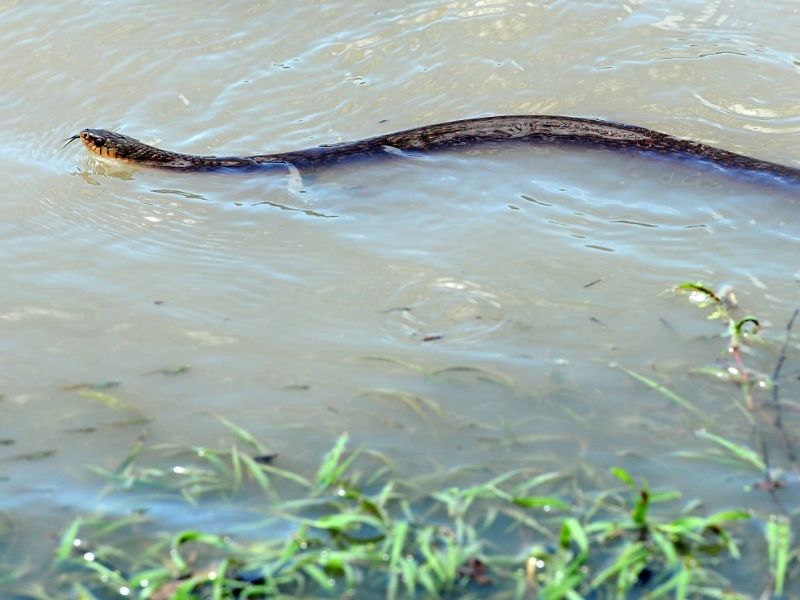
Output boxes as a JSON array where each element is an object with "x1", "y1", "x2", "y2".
[{"x1": 69, "y1": 115, "x2": 800, "y2": 184}]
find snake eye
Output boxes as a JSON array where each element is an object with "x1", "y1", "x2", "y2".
[{"x1": 94, "y1": 137, "x2": 105, "y2": 147}]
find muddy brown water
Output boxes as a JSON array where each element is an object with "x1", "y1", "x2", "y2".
[{"x1": 1, "y1": 0, "x2": 798, "y2": 591}]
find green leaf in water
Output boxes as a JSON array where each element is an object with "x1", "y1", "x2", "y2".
[
  {"x1": 695, "y1": 430, "x2": 765, "y2": 471},
  {"x1": 112, "y1": 431, "x2": 148, "y2": 477},
  {"x1": 216, "y1": 416, "x2": 270, "y2": 455},
  {"x1": 621, "y1": 367, "x2": 708, "y2": 421},
  {"x1": 632, "y1": 487, "x2": 650, "y2": 526},
  {"x1": 610, "y1": 466, "x2": 635, "y2": 489},
  {"x1": 56, "y1": 518, "x2": 82, "y2": 561},
  {"x1": 76, "y1": 388, "x2": 128, "y2": 410},
  {"x1": 512, "y1": 496, "x2": 570, "y2": 511},
  {"x1": 63, "y1": 381, "x2": 121, "y2": 391},
  {"x1": 430, "y1": 365, "x2": 514, "y2": 388},
  {"x1": 560, "y1": 517, "x2": 589, "y2": 562},
  {"x1": 675, "y1": 282, "x2": 721, "y2": 305},
  {"x1": 359, "y1": 388, "x2": 446, "y2": 420},
  {"x1": 767, "y1": 515, "x2": 791, "y2": 596},
  {"x1": 316, "y1": 433, "x2": 359, "y2": 490}
]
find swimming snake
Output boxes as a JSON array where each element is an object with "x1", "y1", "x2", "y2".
[{"x1": 65, "y1": 115, "x2": 800, "y2": 184}]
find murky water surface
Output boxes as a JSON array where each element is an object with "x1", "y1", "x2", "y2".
[{"x1": 1, "y1": 0, "x2": 799, "y2": 592}]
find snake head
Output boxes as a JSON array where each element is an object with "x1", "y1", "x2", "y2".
[
  {"x1": 65, "y1": 129, "x2": 198, "y2": 169},
  {"x1": 73, "y1": 129, "x2": 138, "y2": 161}
]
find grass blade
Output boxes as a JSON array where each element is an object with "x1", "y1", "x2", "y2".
[
  {"x1": 621, "y1": 368, "x2": 708, "y2": 421},
  {"x1": 767, "y1": 516, "x2": 791, "y2": 596},
  {"x1": 695, "y1": 430, "x2": 765, "y2": 471}
]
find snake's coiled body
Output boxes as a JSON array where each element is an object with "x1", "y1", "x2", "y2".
[{"x1": 70, "y1": 115, "x2": 800, "y2": 184}]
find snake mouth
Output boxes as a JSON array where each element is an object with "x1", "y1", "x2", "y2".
[
  {"x1": 63, "y1": 129, "x2": 132, "y2": 161},
  {"x1": 79, "y1": 130, "x2": 125, "y2": 160}
]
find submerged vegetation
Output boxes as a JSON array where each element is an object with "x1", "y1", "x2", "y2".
[
  {"x1": 4, "y1": 282, "x2": 800, "y2": 598},
  {"x1": 14, "y1": 429, "x2": 772, "y2": 599}
]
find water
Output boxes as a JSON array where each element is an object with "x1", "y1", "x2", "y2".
[{"x1": 1, "y1": 0, "x2": 799, "y2": 592}]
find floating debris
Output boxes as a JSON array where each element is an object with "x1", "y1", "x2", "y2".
[{"x1": 145, "y1": 366, "x2": 191, "y2": 376}]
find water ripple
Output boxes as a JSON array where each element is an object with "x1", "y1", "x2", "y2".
[{"x1": 383, "y1": 276, "x2": 514, "y2": 346}]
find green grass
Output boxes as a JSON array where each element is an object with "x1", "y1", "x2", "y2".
[
  {"x1": 7, "y1": 426, "x2": 790, "y2": 599},
  {"x1": 5, "y1": 281, "x2": 800, "y2": 598}
]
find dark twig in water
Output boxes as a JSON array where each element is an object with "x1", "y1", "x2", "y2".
[
  {"x1": 756, "y1": 434, "x2": 788, "y2": 515},
  {"x1": 729, "y1": 316, "x2": 760, "y2": 410},
  {"x1": 770, "y1": 309, "x2": 799, "y2": 469}
]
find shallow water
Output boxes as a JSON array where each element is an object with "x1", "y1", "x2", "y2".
[{"x1": 1, "y1": 0, "x2": 799, "y2": 593}]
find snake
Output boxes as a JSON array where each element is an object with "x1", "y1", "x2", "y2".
[{"x1": 65, "y1": 115, "x2": 800, "y2": 185}]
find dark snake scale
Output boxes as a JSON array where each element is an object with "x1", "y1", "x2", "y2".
[{"x1": 67, "y1": 115, "x2": 800, "y2": 185}]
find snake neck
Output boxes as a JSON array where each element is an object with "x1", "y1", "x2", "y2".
[{"x1": 133, "y1": 147, "x2": 259, "y2": 170}]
